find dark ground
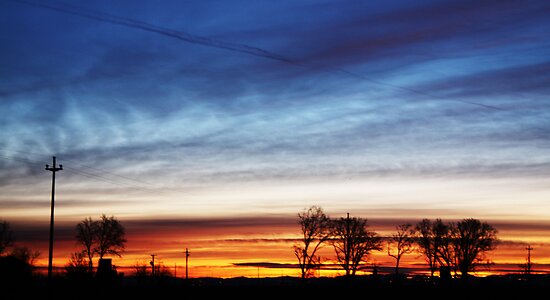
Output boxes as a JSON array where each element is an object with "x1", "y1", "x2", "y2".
[{"x1": 3, "y1": 274, "x2": 550, "y2": 299}]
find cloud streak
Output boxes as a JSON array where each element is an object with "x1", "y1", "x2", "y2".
[{"x1": 414, "y1": 61, "x2": 550, "y2": 99}]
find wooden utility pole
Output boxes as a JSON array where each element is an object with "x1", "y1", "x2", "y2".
[
  {"x1": 526, "y1": 245, "x2": 533, "y2": 275},
  {"x1": 150, "y1": 254, "x2": 156, "y2": 277},
  {"x1": 45, "y1": 156, "x2": 62, "y2": 283},
  {"x1": 185, "y1": 248, "x2": 190, "y2": 280}
]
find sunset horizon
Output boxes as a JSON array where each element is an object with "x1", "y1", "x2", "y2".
[{"x1": 6, "y1": 207, "x2": 550, "y2": 278}]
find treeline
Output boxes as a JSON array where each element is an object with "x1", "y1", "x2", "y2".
[
  {"x1": 293, "y1": 206, "x2": 498, "y2": 279},
  {"x1": 2, "y1": 210, "x2": 498, "y2": 282},
  {"x1": 0, "y1": 215, "x2": 127, "y2": 283}
]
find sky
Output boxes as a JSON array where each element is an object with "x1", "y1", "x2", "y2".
[{"x1": 1, "y1": 0, "x2": 550, "y2": 277}]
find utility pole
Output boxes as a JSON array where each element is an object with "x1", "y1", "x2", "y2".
[
  {"x1": 185, "y1": 248, "x2": 190, "y2": 280},
  {"x1": 344, "y1": 213, "x2": 351, "y2": 276},
  {"x1": 150, "y1": 254, "x2": 156, "y2": 277},
  {"x1": 45, "y1": 156, "x2": 62, "y2": 284},
  {"x1": 526, "y1": 245, "x2": 533, "y2": 275}
]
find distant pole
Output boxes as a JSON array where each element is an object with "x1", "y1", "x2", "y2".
[
  {"x1": 346, "y1": 212, "x2": 350, "y2": 276},
  {"x1": 185, "y1": 248, "x2": 190, "y2": 280},
  {"x1": 174, "y1": 263, "x2": 177, "y2": 278},
  {"x1": 150, "y1": 254, "x2": 156, "y2": 277},
  {"x1": 45, "y1": 156, "x2": 62, "y2": 283},
  {"x1": 526, "y1": 245, "x2": 533, "y2": 275}
]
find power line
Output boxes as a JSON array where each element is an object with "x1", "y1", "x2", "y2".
[
  {"x1": 0, "y1": 153, "x2": 163, "y2": 194},
  {"x1": 63, "y1": 168, "x2": 148, "y2": 191},
  {"x1": 67, "y1": 160, "x2": 152, "y2": 189},
  {"x1": 0, "y1": 154, "x2": 44, "y2": 167},
  {"x1": 0, "y1": 149, "x2": 196, "y2": 195},
  {"x1": 0, "y1": 148, "x2": 154, "y2": 186}
]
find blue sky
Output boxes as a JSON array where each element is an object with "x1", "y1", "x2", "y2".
[{"x1": 1, "y1": 0, "x2": 550, "y2": 223}]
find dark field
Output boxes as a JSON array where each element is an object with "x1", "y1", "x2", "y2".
[{"x1": 4, "y1": 274, "x2": 550, "y2": 299}]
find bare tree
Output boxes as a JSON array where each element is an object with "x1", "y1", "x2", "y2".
[
  {"x1": 95, "y1": 215, "x2": 127, "y2": 260},
  {"x1": 75, "y1": 215, "x2": 126, "y2": 273},
  {"x1": 65, "y1": 251, "x2": 91, "y2": 278},
  {"x1": 293, "y1": 206, "x2": 331, "y2": 279},
  {"x1": 415, "y1": 218, "x2": 497, "y2": 278},
  {"x1": 433, "y1": 219, "x2": 455, "y2": 275},
  {"x1": 76, "y1": 217, "x2": 98, "y2": 273},
  {"x1": 387, "y1": 223, "x2": 415, "y2": 275},
  {"x1": 0, "y1": 245, "x2": 39, "y2": 283},
  {"x1": 133, "y1": 261, "x2": 149, "y2": 278},
  {"x1": 452, "y1": 218, "x2": 497, "y2": 277},
  {"x1": 415, "y1": 219, "x2": 438, "y2": 277},
  {"x1": 416, "y1": 218, "x2": 453, "y2": 277},
  {"x1": 11, "y1": 246, "x2": 40, "y2": 266},
  {"x1": 0, "y1": 220, "x2": 15, "y2": 255},
  {"x1": 154, "y1": 260, "x2": 173, "y2": 277},
  {"x1": 331, "y1": 213, "x2": 381, "y2": 276}
]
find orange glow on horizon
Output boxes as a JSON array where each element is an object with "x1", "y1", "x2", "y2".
[{"x1": 22, "y1": 218, "x2": 550, "y2": 279}]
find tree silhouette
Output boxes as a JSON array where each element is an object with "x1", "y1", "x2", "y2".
[
  {"x1": 293, "y1": 206, "x2": 331, "y2": 279},
  {"x1": 415, "y1": 218, "x2": 453, "y2": 277},
  {"x1": 330, "y1": 214, "x2": 381, "y2": 276},
  {"x1": 415, "y1": 219, "x2": 439, "y2": 277},
  {"x1": 433, "y1": 219, "x2": 454, "y2": 275},
  {"x1": 0, "y1": 224, "x2": 40, "y2": 287},
  {"x1": 10, "y1": 246, "x2": 40, "y2": 266},
  {"x1": 452, "y1": 218, "x2": 497, "y2": 277},
  {"x1": 0, "y1": 220, "x2": 15, "y2": 256},
  {"x1": 96, "y1": 215, "x2": 127, "y2": 260},
  {"x1": 415, "y1": 218, "x2": 498, "y2": 278},
  {"x1": 75, "y1": 215, "x2": 126, "y2": 273},
  {"x1": 65, "y1": 251, "x2": 91, "y2": 279},
  {"x1": 76, "y1": 217, "x2": 98, "y2": 273},
  {"x1": 387, "y1": 223, "x2": 415, "y2": 276},
  {"x1": 0, "y1": 246, "x2": 39, "y2": 286},
  {"x1": 133, "y1": 261, "x2": 149, "y2": 278}
]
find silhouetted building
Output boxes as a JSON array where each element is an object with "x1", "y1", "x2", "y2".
[
  {"x1": 439, "y1": 266, "x2": 452, "y2": 284},
  {"x1": 96, "y1": 258, "x2": 118, "y2": 284}
]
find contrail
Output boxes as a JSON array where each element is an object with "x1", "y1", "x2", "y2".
[
  {"x1": 9, "y1": 0, "x2": 503, "y2": 111},
  {"x1": 11, "y1": 0, "x2": 296, "y2": 64},
  {"x1": 336, "y1": 68, "x2": 505, "y2": 111}
]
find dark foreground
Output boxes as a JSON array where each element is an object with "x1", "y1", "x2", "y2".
[{"x1": 3, "y1": 274, "x2": 550, "y2": 299}]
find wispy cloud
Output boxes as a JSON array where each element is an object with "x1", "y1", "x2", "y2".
[
  {"x1": 124, "y1": 216, "x2": 296, "y2": 231},
  {"x1": 414, "y1": 61, "x2": 550, "y2": 99}
]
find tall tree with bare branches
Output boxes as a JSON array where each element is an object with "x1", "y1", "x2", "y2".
[
  {"x1": 293, "y1": 206, "x2": 331, "y2": 279},
  {"x1": 0, "y1": 220, "x2": 15, "y2": 256},
  {"x1": 452, "y1": 218, "x2": 497, "y2": 277},
  {"x1": 387, "y1": 223, "x2": 415, "y2": 275},
  {"x1": 415, "y1": 219, "x2": 438, "y2": 277},
  {"x1": 331, "y1": 213, "x2": 381, "y2": 276},
  {"x1": 415, "y1": 218, "x2": 451, "y2": 277},
  {"x1": 433, "y1": 219, "x2": 454, "y2": 274},
  {"x1": 76, "y1": 217, "x2": 98, "y2": 273},
  {"x1": 75, "y1": 215, "x2": 126, "y2": 272},
  {"x1": 95, "y1": 214, "x2": 127, "y2": 260}
]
